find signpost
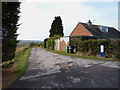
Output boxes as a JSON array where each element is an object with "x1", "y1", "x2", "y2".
[{"x1": 100, "y1": 45, "x2": 104, "y2": 57}]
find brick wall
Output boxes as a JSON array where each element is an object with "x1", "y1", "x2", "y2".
[{"x1": 60, "y1": 40, "x2": 69, "y2": 51}]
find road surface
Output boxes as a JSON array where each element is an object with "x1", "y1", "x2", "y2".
[{"x1": 11, "y1": 48, "x2": 119, "y2": 88}]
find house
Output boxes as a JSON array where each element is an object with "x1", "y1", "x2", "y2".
[
  {"x1": 54, "y1": 20, "x2": 120, "y2": 51},
  {"x1": 54, "y1": 36, "x2": 69, "y2": 51},
  {"x1": 70, "y1": 20, "x2": 120, "y2": 40}
]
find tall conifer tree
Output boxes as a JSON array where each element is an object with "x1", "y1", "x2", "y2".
[
  {"x1": 2, "y1": 2, "x2": 20, "y2": 62},
  {"x1": 49, "y1": 16, "x2": 64, "y2": 37}
]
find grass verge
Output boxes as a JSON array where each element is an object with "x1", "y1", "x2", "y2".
[
  {"x1": 2, "y1": 47, "x2": 31, "y2": 88},
  {"x1": 44, "y1": 48, "x2": 118, "y2": 61}
]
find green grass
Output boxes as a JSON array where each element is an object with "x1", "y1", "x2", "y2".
[
  {"x1": 13, "y1": 48, "x2": 31, "y2": 74},
  {"x1": 2, "y1": 47, "x2": 31, "y2": 88},
  {"x1": 44, "y1": 48, "x2": 118, "y2": 61}
]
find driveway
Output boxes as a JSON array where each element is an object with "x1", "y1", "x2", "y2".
[{"x1": 11, "y1": 48, "x2": 119, "y2": 88}]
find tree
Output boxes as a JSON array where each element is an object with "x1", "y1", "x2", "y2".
[
  {"x1": 49, "y1": 16, "x2": 64, "y2": 37},
  {"x1": 2, "y1": 2, "x2": 20, "y2": 62},
  {"x1": 44, "y1": 38, "x2": 48, "y2": 48}
]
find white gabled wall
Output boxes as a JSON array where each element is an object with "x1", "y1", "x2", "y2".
[{"x1": 54, "y1": 37, "x2": 69, "y2": 51}]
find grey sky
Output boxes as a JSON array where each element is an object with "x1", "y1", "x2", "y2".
[{"x1": 17, "y1": 0, "x2": 119, "y2": 41}]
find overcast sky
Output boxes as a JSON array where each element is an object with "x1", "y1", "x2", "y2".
[{"x1": 17, "y1": 0, "x2": 119, "y2": 41}]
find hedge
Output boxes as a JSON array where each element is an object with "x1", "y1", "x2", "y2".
[
  {"x1": 44, "y1": 35, "x2": 60, "y2": 50},
  {"x1": 70, "y1": 39, "x2": 120, "y2": 59}
]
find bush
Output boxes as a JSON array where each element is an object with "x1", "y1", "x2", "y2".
[
  {"x1": 39, "y1": 42, "x2": 44, "y2": 47},
  {"x1": 70, "y1": 39, "x2": 120, "y2": 59},
  {"x1": 44, "y1": 35, "x2": 60, "y2": 50},
  {"x1": 2, "y1": 59, "x2": 14, "y2": 69},
  {"x1": 44, "y1": 38, "x2": 48, "y2": 48}
]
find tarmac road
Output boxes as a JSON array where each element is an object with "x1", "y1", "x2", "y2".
[{"x1": 11, "y1": 48, "x2": 119, "y2": 88}]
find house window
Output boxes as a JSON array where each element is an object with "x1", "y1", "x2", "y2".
[{"x1": 99, "y1": 26, "x2": 108, "y2": 32}]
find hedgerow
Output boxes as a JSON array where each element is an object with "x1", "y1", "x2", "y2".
[{"x1": 70, "y1": 39, "x2": 120, "y2": 59}]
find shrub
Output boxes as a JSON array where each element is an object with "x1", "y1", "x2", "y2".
[
  {"x1": 44, "y1": 38, "x2": 48, "y2": 48},
  {"x1": 44, "y1": 35, "x2": 60, "y2": 50},
  {"x1": 70, "y1": 39, "x2": 120, "y2": 59}
]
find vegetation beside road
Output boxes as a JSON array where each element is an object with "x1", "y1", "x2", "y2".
[
  {"x1": 2, "y1": 47, "x2": 31, "y2": 88},
  {"x1": 2, "y1": 2, "x2": 20, "y2": 62},
  {"x1": 70, "y1": 39, "x2": 120, "y2": 60},
  {"x1": 42, "y1": 38, "x2": 120, "y2": 61},
  {"x1": 43, "y1": 48, "x2": 118, "y2": 61}
]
